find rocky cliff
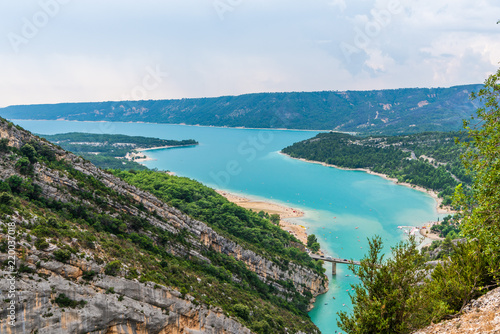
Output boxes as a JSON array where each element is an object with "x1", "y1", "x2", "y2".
[
  {"x1": 0, "y1": 249, "x2": 251, "y2": 334},
  {"x1": 0, "y1": 120, "x2": 326, "y2": 333},
  {"x1": 413, "y1": 286, "x2": 500, "y2": 334}
]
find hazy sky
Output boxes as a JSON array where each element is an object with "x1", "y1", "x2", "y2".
[{"x1": 1, "y1": 0, "x2": 499, "y2": 107}]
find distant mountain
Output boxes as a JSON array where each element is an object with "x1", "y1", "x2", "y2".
[{"x1": 0, "y1": 84, "x2": 482, "y2": 134}]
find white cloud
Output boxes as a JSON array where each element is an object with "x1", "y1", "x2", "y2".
[{"x1": 0, "y1": 0, "x2": 499, "y2": 107}]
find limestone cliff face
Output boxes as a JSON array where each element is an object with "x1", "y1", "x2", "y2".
[{"x1": 0, "y1": 251, "x2": 251, "y2": 334}]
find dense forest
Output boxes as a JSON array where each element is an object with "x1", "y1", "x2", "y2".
[
  {"x1": 1, "y1": 84, "x2": 482, "y2": 135},
  {"x1": 282, "y1": 131, "x2": 471, "y2": 206},
  {"x1": 0, "y1": 118, "x2": 324, "y2": 333},
  {"x1": 40, "y1": 132, "x2": 197, "y2": 170}
]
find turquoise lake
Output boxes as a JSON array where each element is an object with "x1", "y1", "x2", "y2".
[{"x1": 14, "y1": 120, "x2": 443, "y2": 334}]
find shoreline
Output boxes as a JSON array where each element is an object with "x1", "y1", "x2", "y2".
[
  {"x1": 127, "y1": 144, "x2": 197, "y2": 164},
  {"x1": 280, "y1": 152, "x2": 454, "y2": 215},
  {"x1": 215, "y1": 190, "x2": 309, "y2": 245},
  {"x1": 10, "y1": 118, "x2": 333, "y2": 133}
]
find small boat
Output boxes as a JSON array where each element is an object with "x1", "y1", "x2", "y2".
[
  {"x1": 355, "y1": 227, "x2": 359, "y2": 229},
  {"x1": 324, "y1": 303, "x2": 328, "y2": 305},
  {"x1": 332, "y1": 296, "x2": 335, "y2": 299}
]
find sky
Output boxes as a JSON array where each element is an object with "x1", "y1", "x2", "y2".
[{"x1": 0, "y1": 0, "x2": 499, "y2": 108}]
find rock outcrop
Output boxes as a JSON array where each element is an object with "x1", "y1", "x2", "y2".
[
  {"x1": 413, "y1": 287, "x2": 500, "y2": 334},
  {"x1": 0, "y1": 251, "x2": 251, "y2": 334}
]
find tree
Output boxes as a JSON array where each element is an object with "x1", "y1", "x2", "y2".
[
  {"x1": 0, "y1": 138, "x2": 9, "y2": 152},
  {"x1": 21, "y1": 143, "x2": 37, "y2": 163},
  {"x1": 307, "y1": 234, "x2": 318, "y2": 248},
  {"x1": 456, "y1": 66, "x2": 500, "y2": 280},
  {"x1": 309, "y1": 242, "x2": 320, "y2": 253},
  {"x1": 269, "y1": 214, "x2": 280, "y2": 225},
  {"x1": 337, "y1": 236, "x2": 447, "y2": 333}
]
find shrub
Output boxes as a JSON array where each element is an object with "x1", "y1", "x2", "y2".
[
  {"x1": 104, "y1": 260, "x2": 121, "y2": 276},
  {"x1": 233, "y1": 303, "x2": 250, "y2": 320},
  {"x1": 54, "y1": 293, "x2": 86, "y2": 308},
  {"x1": 0, "y1": 192, "x2": 13, "y2": 205},
  {"x1": 82, "y1": 270, "x2": 96, "y2": 281},
  {"x1": 34, "y1": 238, "x2": 50, "y2": 250},
  {"x1": 53, "y1": 249, "x2": 72, "y2": 262}
]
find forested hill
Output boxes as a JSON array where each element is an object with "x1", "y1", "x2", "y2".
[
  {"x1": 0, "y1": 84, "x2": 482, "y2": 134},
  {"x1": 39, "y1": 132, "x2": 198, "y2": 171},
  {"x1": 282, "y1": 131, "x2": 471, "y2": 206}
]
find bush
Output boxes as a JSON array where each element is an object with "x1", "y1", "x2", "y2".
[
  {"x1": 82, "y1": 270, "x2": 96, "y2": 280},
  {"x1": 104, "y1": 260, "x2": 121, "y2": 276},
  {"x1": 53, "y1": 249, "x2": 72, "y2": 262},
  {"x1": 54, "y1": 293, "x2": 86, "y2": 308},
  {"x1": 233, "y1": 303, "x2": 250, "y2": 320},
  {"x1": 15, "y1": 157, "x2": 32, "y2": 175},
  {"x1": 0, "y1": 192, "x2": 13, "y2": 205},
  {"x1": 35, "y1": 238, "x2": 50, "y2": 250}
]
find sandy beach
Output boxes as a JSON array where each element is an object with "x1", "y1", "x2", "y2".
[
  {"x1": 216, "y1": 190, "x2": 309, "y2": 245},
  {"x1": 129, "y1": 144, "x2": 197, "y2": 164},
  {"x1": 216, "y1": 190, "x2": 304, "y2": 219},
  {"x1": 280, "y1": 152, "x2": 455, "y2": 215}
]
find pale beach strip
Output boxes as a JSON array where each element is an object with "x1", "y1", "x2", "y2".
[{"x1": 215, "y1": 190, "x2": 309, "y2": 245}]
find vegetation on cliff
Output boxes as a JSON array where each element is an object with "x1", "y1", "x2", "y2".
[
  {"x1": 0, "y1": 119, "x2": 324, "y2": 334},
  {"x1": 112, "y1": 169, "x2": 325, "y2": 275}
]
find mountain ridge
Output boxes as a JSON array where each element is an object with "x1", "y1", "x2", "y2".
[{"x1": 0, "y1": 84, "x2": 483, "y2": 135}]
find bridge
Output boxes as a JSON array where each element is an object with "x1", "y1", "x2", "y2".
[{"x1": 310, "y1": 254, "x2": 361, "y2": 275}]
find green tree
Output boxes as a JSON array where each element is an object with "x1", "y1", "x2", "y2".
[
  {"x1": 21, "y1": 143, "x2": 37, "y2": 163},
  {"x1": 15, "y1": 157, "x2": 32, "y2": 175},
  {"x1": 456, "y1": 66, "x2": 500, "y2": 281},
  {"x1": 269, "y1": 214, "x2": 280, "y2": 225},
  {"x1": 337, "y1": 236, "x2": 447, "y2": 333},
  {"x1": 233, "y1": 303, "x2": 250, "y2": 320},
  {"x1": 427, "y1": 239, "x2": 491, "y2": 312},
  {"x1": 307, "y1": 234, "x2": 318, "y2": 248},
  {"x1": 0, "y1": 138, "x2": 9, "y2": 152},
  {"x1": 309, "y1": 242, "x2": 320, "y2": 253}
]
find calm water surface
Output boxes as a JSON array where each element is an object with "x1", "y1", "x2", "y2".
[{"x1": 15, "y1": 120, "x2": 442, "y2": 334}]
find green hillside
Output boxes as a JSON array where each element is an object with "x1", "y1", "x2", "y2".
[
  {"x1": 282, "y1": 131, "x2": 471, "y2": 206},
  {"x1": 0, "y1": 119, "x2": 326, "y2": 334},
  {"x1": 0, "y1": 84, "x2": 482, "y2": 135}
]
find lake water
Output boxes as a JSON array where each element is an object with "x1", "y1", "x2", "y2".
[{"x1": 14, "y1": 120, "x2": 442, "y2": 334}]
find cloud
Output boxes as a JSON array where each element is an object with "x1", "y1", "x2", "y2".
[{"x1": 0, "y1": 0, "x2": 499, "y2": 107}]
